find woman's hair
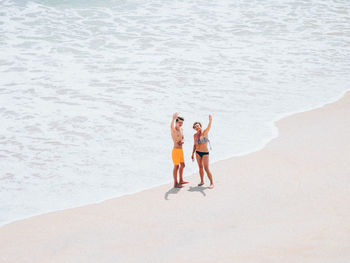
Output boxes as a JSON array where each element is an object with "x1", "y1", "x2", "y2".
[{"x1": 193, "y1": 122, "x2": 202, "y2": 129}]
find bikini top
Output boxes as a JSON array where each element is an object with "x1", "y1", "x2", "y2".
[{"x1": 195, "y1": 136, "x2": 209, "y2": 145}]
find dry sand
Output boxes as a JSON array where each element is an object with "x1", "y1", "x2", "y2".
[{"x1": 1, "y1": 92, "x2": 350, "y2": 263}]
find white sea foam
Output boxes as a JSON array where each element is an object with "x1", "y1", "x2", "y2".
[{"x1": 0, "y1": 0, "x2": 349, "y2": 226}]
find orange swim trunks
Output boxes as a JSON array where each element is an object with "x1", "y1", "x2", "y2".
[{"x1": 172, "y1": 148, "x2": 184, "y2": 165}]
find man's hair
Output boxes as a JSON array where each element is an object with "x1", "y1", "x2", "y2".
[{"x1": 176, "y1": 116, "x2": 184, "y2": 122}]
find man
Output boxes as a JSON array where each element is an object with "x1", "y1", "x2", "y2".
[{"x1": 170, "y1": 113, "x2": 188, "y2": 188}]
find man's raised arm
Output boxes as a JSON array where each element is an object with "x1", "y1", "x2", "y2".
[{"x1": 171, "y1": 112, "x2": 178, "y2": 131}]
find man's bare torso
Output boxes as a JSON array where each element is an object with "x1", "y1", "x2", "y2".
[{"x1": 172, "y1": 127, "x2": 184, "y2": 149}]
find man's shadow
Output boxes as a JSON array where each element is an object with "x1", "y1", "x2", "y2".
[
  {"x1": 164, "y1": 187, "x2": 181, "y2": 200},
  {"x1": 187, "y1": 186, "x2": 209, "y2": 197}
]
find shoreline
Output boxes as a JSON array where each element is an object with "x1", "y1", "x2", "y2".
[
  {"x1": 215, "y1": 87, "x2": 350, "y2": 160},
  {"x1": 1, "y1": 91, "x2": 350, "y2": 262},
  {"x1": 1, "y1": 88, "x2": 349, "y2": 228}
]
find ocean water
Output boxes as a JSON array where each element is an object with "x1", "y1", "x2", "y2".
[{"x1": 0, "y1": 0, "x2": 349, "y2": 226}]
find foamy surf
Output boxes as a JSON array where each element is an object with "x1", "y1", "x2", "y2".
[{"x1": 0, "y1": 0, "x2": 349, "y2": 226}]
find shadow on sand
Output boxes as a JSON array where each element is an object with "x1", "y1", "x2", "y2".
[
  {"x1": 164, "y1": 187, "x2": 181, "y2": 200},
  {"x1": 164, "y1": 185, "x2": 210, "y2": 200},
  {"x1": 187, "y1": 186, "x2": 210, "y2": 197}
]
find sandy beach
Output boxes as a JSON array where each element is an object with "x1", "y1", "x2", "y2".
[{"x1": 1, "y1": 91, "x2": 350, "y2": 263}]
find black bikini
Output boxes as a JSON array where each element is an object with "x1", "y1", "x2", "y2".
[{"x1": 196, "y1": 151, "x2": 209, "y2": 157}]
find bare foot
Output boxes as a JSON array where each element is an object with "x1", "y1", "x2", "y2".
[
  {"x1": 179, "y1": 181, "x2": 189, "y2": 184},
  {"x1": 198, "y1": 182, "x2": 204, "y2": 186},
  {"x1": 209, "y1": 184, "x2": 214, "y2": 189},
  {"x1": 174, "y1": 184, "x2": 184, "y2": 188}
]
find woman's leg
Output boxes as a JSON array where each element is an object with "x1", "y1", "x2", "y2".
[
  {"x1": 202, "y1": 155, "x2": 214, "y2": 188},
  {"x1": 196, "y1": 153, "x2": 204, "y2": 186}
]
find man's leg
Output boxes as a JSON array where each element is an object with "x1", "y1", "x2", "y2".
[
  {"x1": 179, "y1": 162, "x2": 188, "y2": 184},
  {"x1": 173, "y1": 165, "x2": 181, "y2": 187}
]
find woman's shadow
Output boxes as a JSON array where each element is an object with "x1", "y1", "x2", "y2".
[{"x1": 187, "y1": 185, "x2": 209, "y2": 197}]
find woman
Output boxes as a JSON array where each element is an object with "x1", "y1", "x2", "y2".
[{"x1": 191, "y1": 114, "x2": 214, "y2": 189}]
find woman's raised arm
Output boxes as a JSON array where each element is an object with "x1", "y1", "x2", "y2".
[{"x1": 204, "y1": 114, "x2": 212, "y2": 134}]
